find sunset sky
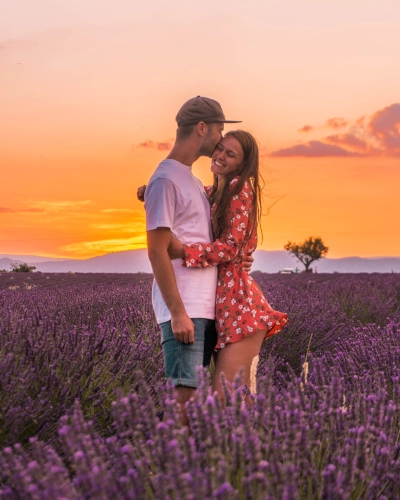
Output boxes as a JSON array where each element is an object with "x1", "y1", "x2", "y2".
[{"x1": 1, "y1": 0, "x2": 399, "y2": 259}]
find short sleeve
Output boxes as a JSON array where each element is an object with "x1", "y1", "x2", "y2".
[{"x1": 144, "y1": 178, "x2": 178, "y2": 231}]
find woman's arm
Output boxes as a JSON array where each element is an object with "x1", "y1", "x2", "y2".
[
  {"x1": 168, "y1": 234, "x2": 255, "y2": 271},
  {"x1": 183, "y1": 181, "x2": 254, "y2": 268}
]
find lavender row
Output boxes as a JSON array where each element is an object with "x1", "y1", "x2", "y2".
[
  {"x1": 0, "y1": 273, "x2": 399, "y2": 498},
  {"x1": 0, "y1": 281, "x2": 164, "y2": 447},
  {"x1": 1, "y1": 323, "x2": 399, "y2": 499}
]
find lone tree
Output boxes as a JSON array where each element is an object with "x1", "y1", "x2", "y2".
[
  {"x1": 11, "y1": 263, "x2": 36, "y2": 273},
  {"x1": 284, "y1": 237, "x2": 329, "y2": 272}
]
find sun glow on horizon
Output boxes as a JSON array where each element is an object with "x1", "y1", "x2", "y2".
[{"x1": 1, "y1": 0, "x2": 399, "y2": 259}]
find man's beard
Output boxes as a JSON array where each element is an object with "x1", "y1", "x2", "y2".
[{"x1": 198, "y1": 131, "x2": 217, "y2": 157}]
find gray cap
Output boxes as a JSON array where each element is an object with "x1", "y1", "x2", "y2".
[{"x1": 176, "y1": 96, "x2": 242, "y2": 127}]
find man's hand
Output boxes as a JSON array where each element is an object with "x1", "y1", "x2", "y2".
[
  {"x1": 171, "y1": 312, "x2": 194, "y2": 343},
  {"x1": 137, "y1": 185, "x2": 147, "y2": 202},
  {"x1": 243, "y1": 254, "x2": 254, "y2": 273},
  {"x1": 147, "y1": 228, "x2": 193, "y2": 344}
]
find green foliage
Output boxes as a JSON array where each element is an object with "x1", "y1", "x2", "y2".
[
  {"x1": 284, "y1": 236, "x2": 329, "y2": 271},
  {"x1": 10, "y1": 263, "x2": 37, "y2": 273}
]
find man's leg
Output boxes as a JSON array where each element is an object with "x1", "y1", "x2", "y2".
[
  {"x1": 174, "y1": 386, "x2": 196, "y2": 426},
  {"x1": 160, "y1": 318, "x2": 216, "y2": 426}
]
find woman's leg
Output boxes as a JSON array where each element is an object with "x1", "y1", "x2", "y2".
[{"x1": 212, "y1": 329, "x2": 266, "y2": 405}]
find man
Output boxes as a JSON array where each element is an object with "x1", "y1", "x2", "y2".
[{"x1": 144, "y1": 96, "x2": 241, "y2": 424}]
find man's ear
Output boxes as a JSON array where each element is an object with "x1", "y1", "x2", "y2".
[{"x1": 195, "y1": 121, "x2": 208, "y2": 137}]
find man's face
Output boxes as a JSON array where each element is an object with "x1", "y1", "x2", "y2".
[{"x1": 199, "y1": 123, "x2": 224, "y2": 157}]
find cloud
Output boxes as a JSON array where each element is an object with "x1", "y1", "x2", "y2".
[
  {"x1": 93, "y1": 224, "x2": 136, "y2": 230},
  {"x1": 0, "y1": 200, "x2": 93, "y2": 220},
  {"x1": 0, "y1": 206, "x2": 45, "y2": 213},
  {"x1": 30, "y1": 200, "x2": 91, "y2": 212},
  {"x1": 356, "y1": 116, "x2": 366, "y2": 126},
  {"x1": 325, "y1": 133, "x2": 370, "y2": 153},
  {"x1": 137, "y1": 139, "x2": 173, "y2": 151},
  {"x1": 326, "y1": 118, "x2": 348, "y2": 129},
  {"x1": 369, "y1": 104, "x2": 400, "y2": 156},
  {"x1": 270, "y1": 140, "x2": 363, "y2": 158},
  {"x1": 157, "y1": 142, "x2": 171, "y2": 151},
  {"x1": 61, "y1": 235, "x2": 147, "y2": 255},
  {"x1": 270, "y1": 103, "x2": 400, "y2": 157},
  {"x1": 298, "y1": 125, "x2": 314, "y2": 133},
  {"x1": 138, "y1": 140, "x2": 155, "y2": 148},
  {"x1": 93, "y1": 218, "x2": 144, "y2": 231},
  {"x1": 102, "y1": 208, "x2": 137, "y2": 214}
]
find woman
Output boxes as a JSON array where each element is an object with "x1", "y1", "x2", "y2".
[{"x1": 167, "y1": 130, "x2": 288, "y2": 403}]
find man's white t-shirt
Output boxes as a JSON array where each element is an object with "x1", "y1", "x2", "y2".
[{"x1": 144, "y1": 159, "x2": 218, "y2": 324}]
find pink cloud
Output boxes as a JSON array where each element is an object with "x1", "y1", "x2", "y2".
[
  {"x1": 326, "y1": 118, "x2": 348, "y2": 129},
  {"x1": 325, "y1": 133, "x2": 383, "y2": 157},
  {"x1": 369, "y1": 103, "x2": 400, "y2": 156},
  {"x1": 137, "y1": 140, "x2": 172, "y2": 151},
  {"x1": 325, "y1": 133, "x2": 369, "y2": 152},
  {"x1": 270, "y1": 141, "x2": 363, "y2": 158},
  {"x1": 298, "y1": 125, "x2": 314, "y2": 133},
  {"x1": 356, "y1": 116, "x2": 366, "y2": 127},
  {"x1": 0, "y1": 207, "x2": 13, "y2": 213},
  {"x1": 270, "y1": 103, "x2": 400, "y2": 158},
  {"x1": 138, "y1": 140, "x2": 155, "y2": 148}
]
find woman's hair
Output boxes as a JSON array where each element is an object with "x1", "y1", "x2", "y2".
[{"x1": 209, "y1": 130, "x2": 263, "y2": 240}]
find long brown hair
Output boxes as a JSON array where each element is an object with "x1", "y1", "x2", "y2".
[{"x1": 209, "y1": 130, "x2": 263, "y2": 240}]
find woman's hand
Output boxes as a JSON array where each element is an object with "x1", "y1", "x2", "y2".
[
  {"x1": 137, "y1": 185, "x2": 147, "y2": 202},
  {"x1": 168, "y1": 237, "x2": 185, "y2": 260},
  {"x1": 243, "y1": 254, "x2": 254, "y2": 273}
]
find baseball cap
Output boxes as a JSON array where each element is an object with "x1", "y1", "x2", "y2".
[{"x1": 176, "y1": 96, "x2": 242, "y2": 127}]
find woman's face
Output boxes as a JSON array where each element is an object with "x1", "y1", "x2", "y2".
[{"x1": 211, "y1": 136, "x2": 244, "y2": 177}]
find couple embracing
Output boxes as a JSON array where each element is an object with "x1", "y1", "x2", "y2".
[{"x1": 140, "y1": 96, "x2": 288, "y2": 424}]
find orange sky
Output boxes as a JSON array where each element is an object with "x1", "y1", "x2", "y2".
[{"x1": 1, "y1": 0, "x2": 400, "y2": 259}]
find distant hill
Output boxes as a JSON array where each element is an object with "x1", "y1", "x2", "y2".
[
  {"x1": 1, "y1": 250, "x2": 400, "y2": 273},
  {"x1": 0, "y1": 254, "x2": 67, "y2": 263},
  {"x1": 0, "y1": 250, "x2": 152, "y2": 274},
  {"x1": 252, "y1": 252, "x2": 400, "y2": 273}
]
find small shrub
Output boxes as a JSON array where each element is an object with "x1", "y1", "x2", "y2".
[{"x1": 10, "y1": 263, "x2": 36, "y2": 273}]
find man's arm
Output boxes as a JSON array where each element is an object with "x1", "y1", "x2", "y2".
[{"x1": 147, "y1": 227, "x2": 194, "y2": 343}]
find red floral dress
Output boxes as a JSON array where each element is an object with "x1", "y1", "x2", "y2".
[{"x1": 182, "y1": 178, "x2": 288, "y2": 349}]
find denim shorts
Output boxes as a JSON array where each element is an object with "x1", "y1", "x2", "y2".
[{"x1": 160, "y1": 318, "x2": 217, "y2": 388}]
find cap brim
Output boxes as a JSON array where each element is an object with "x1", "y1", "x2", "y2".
[{"x1": 178, "y1": 119, "x2": 242, "y2": 126}]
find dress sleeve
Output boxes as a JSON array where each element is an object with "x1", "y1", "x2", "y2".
[
  {"x1": 183, "y1": 180, "x2": 253, "y2": 268},
  {"x1": 204, "y1": 185, "x2": 213, "y2": 198}
]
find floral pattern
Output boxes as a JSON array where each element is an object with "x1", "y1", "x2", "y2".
[{"x1": 183, "y1": 178, "x2": 288, "y2": 349}]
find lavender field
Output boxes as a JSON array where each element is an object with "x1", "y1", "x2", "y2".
[{"x1": 0, "y1": 271, "x2": 399, "y2": 499}]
